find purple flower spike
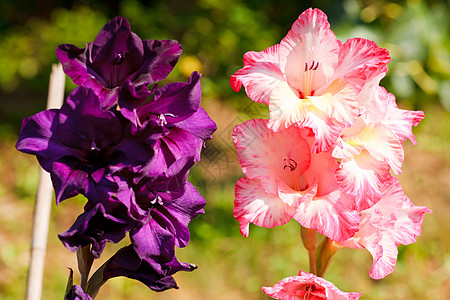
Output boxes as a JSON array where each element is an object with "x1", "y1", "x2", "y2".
[
  {"x1": 56, "y1": 16, "x2": 182, "y2": 109},
  {"x1": 102, "y1": 245, "x2": 197, "y2": 292}
]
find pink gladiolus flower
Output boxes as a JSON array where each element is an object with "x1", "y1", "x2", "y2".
[
  {"x1": 231, "y1": 8, "x2": 390, "y2": 153},
  {"x1": 337, "y1": 178, "x2": 431, "y2": 279},
  {"x1": 233, "y1": 119, "x2": 359, "y2": 241},
  {"x1": 332, "y1": 66, "x2": 424, "y2": 210},
  {"x1": 262, "y1": 270, "x2": 362, "y2": 300}
]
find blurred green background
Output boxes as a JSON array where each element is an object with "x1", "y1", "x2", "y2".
[{"x1": 0, "y1": 0, "x2": 449, "y2": 299}]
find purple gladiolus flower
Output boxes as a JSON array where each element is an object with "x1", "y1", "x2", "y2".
[
  {"x1": 58, "y1": 202, "x2": 139, "y2": 258},
  {"x1": 119, "y1": 71, "x2": 217, "y2": 166},
  {"x1": 129, "y1": 175, "x2": 206, "y2": 262},
  {"x1": 56, "y1": 16, "x2": 182, "y2": 109},
  {"x1": 112, "y1": 155, "x2": 205, "y2": 257},
  {"x1": 15, "y1": 86, "x2": 161, "y2": 203},
  {"x1": 59, "y1": 155, "x2": 205, "y2": 259}
]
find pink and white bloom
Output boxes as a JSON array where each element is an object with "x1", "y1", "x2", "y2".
[
  {"x1": 262, "y1": 270, "x2": 362, "y2": 300},
  {"x1": 231, "y1": 8, "x2": 390, "y2": 153},
  {"x1": 233, "y1": 119, "x2": 359, "y2": 241},
  {"x1": 337, "y1": 178, "x2": 431, "y2": 279},
  {"x1": 333, "y1": 66, "x2": 424, "y2": 210}
]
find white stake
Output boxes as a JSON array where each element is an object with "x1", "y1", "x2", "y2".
[{"x1": 25, "y1": 64, "x2": 65, "y2": 300}]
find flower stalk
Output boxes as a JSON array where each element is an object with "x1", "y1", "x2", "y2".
[
  {"x1": 77, "y1": 245, "x2": 94, "y2": 291},
  {"x1": 316, "y1": 237, "x2": 341, "y2": 277},
  {"x1": 300, "y1": 227, "x2": 317, "y2": 275}
]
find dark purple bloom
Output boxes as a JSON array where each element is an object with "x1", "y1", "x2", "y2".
[
  {"x1": 58, "y1": 155, "x2": 204, "y2": 259},
  {"x1": 15, "y1": 86, "x2": 161, "y2": 203},
  {"x1": 101, "y1": 245, "x2": 197, "y2": 292},
  {"x1": 56, "y1": 16, "x2": 182, "y2": 109},
  {"x1": 58, "y1": 202, "x2": 139, "y2": 258},
  {"x1": 119, "y1": 71, "x2": 202, "y2": 128},
  {"x1": 106, "y1": 155, "x2": 205, "y2": 259},
  {"x1": 128, "y1": 180, "x2": 205, "y2": 268},
  {"x1": 119, "y1": 71, "x2": 217, "y2": 166},
  {"x1": 65, "y1": 285, "x2": 93, "y2": 300}
]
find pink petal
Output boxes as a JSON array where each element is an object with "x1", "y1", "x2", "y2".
[
  {"x1": 233, "y1": 119, "x2": 311, "y2": 194},
  {"x1": 376, "y1": 179, "x2": 432, "y2": 245},
  {"x1": 277, "y1": 181, "x2": 316, "y2": 207},
  {"x1": 346, "y1": 178, "x2": 431, "y2": 279},
  {"x1": 356, "y1": 66, "x2": 389, "y2": 117},
  {"x1": 293, "y1": 190, "x2": 359, "y2": 241},
  {"x1": 279, "y1": 8, "x2": 340, "y2": 94},
  {"x1": 369, "y1": 237, "x2": 398, "y2": 280},
  {"x1": 301, "y1": 149, "x2": 340, "y2": 197},
  {"x1": 308, "y1": 78, "x2": 359, "y2": 127},
  {"x1": 301, "y1": 109, "x2": 341, "y2": 153},
  {"x1": 332, "y1": 38, "x2": 390, "y2": 93},
  {"x1": 357, "y1": 122, "x2": 404, "y2": 174},
  {"x1": 394, "y1": 201, "x2": 431, "y2": 245},
  {"x1": 268, "y1": 81, "x2": 310, "y2": 131},
  {"x1": 230, "y1": 44, "x2": 284, "y2": 105},
  {"x1": 336, "y1": 151, "x2": 392, "y2": 210},
  {"x1": 382, "y1": 93, "x2": 424, "y2": 145},
  {"x1": 332, "y1": 136, "x2": 362, "y2": 159},
  {"x1": 234, "y1": 177, "x2": 296, "y2": 237}
]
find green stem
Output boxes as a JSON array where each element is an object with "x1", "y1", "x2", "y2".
[
  {"x1": 77, "y1": 245, "x2": 94, "y2": 291},
  {"x1": 300, "y1": 227, "x2": 317, "y2": 275},
  {"x1": 86, "y1": 258, "x2": 110, "y2": 299},
  {"x1": 316, "y1": 237, "x2": 341, "y2": 277}
]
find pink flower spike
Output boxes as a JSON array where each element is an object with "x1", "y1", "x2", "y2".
[{"x1": 262, "y1": 270, "x2": 362, "y2": 300}]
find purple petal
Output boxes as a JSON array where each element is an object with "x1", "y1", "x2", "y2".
[
  {"x1": 162, "y1": 182, "x2": 206, "y2": 248},
  {"x1": 58, "y1": 203, "x2": 134, "y2": 258},
  {"x1": 89, "y1": 17, "x2": 144, "y2": 88},
  {"x1": 65, "y1": 285, "x2": 93, "y2": 300},
  {"x1": 51, "y1": 161, "x2": 88, "y2": 204},
  {"x1": 130, "y1": 219, "x2": 175, "y2": 264},
  {"x1": 103, "y1": 245, "x2": 196, "y2": 292},
  {"x1": 133, "y1": 39, "x2": 182, "y2": 85},
  {"x1": 147, "y1": 71, "x2": 201, "y2": 123},
  {"x1": 56, "y1": 44, "x2": 98, "y2": 89},
  {"x1": 173, "y1": 106, "x2": 217, "y2": 143},
  {"x1": 159, "y1": 127, "x2": 204, "y2": 164},
  {"x1": 15, "y1": 109, "x2": 76, "y2": 171},
  {"x1": 57, "y1": 87, "x2": 123, "y2": 150},
  {"x1": 118, "y1": 81, "x2": 154, "y2": 127}
]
